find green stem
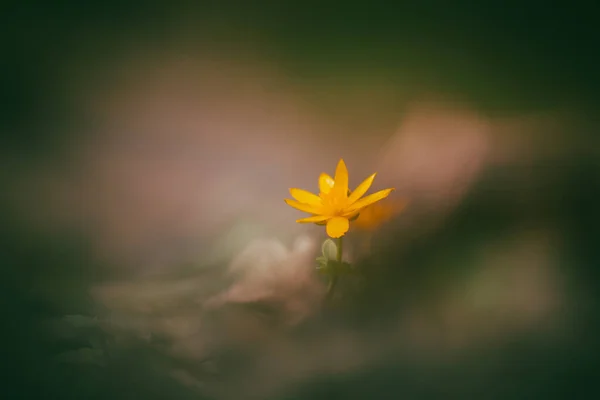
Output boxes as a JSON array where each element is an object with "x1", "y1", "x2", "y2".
[{"x1": 325, "y1": 236, "x2": 343, "y2": 301}]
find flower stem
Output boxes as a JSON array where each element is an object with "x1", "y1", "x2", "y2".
[{"x1": 325, "y1": 236, "x2": 342, "y2": 301}]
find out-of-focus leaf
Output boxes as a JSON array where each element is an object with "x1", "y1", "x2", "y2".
[
  {"x1": 316, "y1": 262, "x2": 328, "y2": 271},
  {"x1": 316, "y1": 256, "x2": 329, "y2": 273}
]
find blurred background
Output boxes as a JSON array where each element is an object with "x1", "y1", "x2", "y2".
[{"x1": 2, "y1": 1, "x2": 599, "y2": 399}]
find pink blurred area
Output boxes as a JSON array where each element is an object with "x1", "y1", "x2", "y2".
[
  {"x1": 19, "y1": 49, "x2": 400, "y2": 271},
  {"x1": 15, "y1": 46, "x2": 571, "y2": 273}
]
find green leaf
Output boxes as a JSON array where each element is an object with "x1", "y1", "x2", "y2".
[
  {"x1": 316, "y1": 255, "x2": 328, "y2": 267},
  {"x1": 316, "y1": 264, "x2": 329, "y2": 274},
  {"x1": 321, "y1": 239, "x2": 338, "y2": 260}
]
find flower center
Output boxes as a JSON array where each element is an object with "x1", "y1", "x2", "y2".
[{"x1": 320, "y1": 192, "x2": 347, "y2": 216}]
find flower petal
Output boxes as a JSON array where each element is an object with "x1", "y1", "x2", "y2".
[
  {"x1": 290, "y1": 188, "x2": 322, "y2": 206},
  {"x1": 352, "y1": 201, "x2": 397, "y2": 231},
  {"x1": 319, "y1": 173, "x2": 335, "y2": 194},
  {"x1": 347, "y1": 173, "x2": 376, "y2": 204},
  {"x1": 326, "y1": 216, "x2": 350, "y2": 238},
  {"x1": 333, "y1": 159, "x2": 349, "y2": 197},
  {"x1": 284, "y1": 199, "x2": 321, "y2": 214},
  {"x1": 344, "y1": 188, "x2": 395, "y2": 214},
  {"x1": 296, "y1": 215, "x2": 330, "y2": 224}
]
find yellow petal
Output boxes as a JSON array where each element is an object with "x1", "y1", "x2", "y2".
[
  {"x1": 296, "y1": 215, "x2": 330, "y2": 224},
  {"x1": 284, "y1": 199, "x2": 321, "y2": 214},
  {"x1": 347, "y1": 173, "x2": 376, "y2": 204},
  {"x1": 352, "y1": 198, "x2": 408, "y2": 231},
  {"x1": 319, "y1": 173, "x2": 335, "y2": 194},
  {"x1": 326, "y1": 216, "x2": 350, "y2": 238},
  {"x1": 344, "y1": 188, "x2": 394, "y2": 214},
  {"x1": 290, "y1": 188, "x2": 322, "y2": 206},
  {"x1": 332, "y1": 159, "x2": 349, "y2": 197}
]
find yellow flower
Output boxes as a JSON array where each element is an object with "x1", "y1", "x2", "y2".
[
  {"x1": 284, "y1": 159, "x2": 395, "y2": 238},
  {"x1": 352, "y1": 198, "x2": 408, "y2": 232}
]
